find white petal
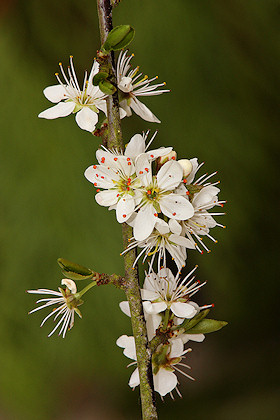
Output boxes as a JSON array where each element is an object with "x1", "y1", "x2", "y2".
[
  {"x1": 116, "y1": 195, "x2": 135, "y2": 223},
  {"x1": 186, "y1": 158, "x2": 199, "y2": 183},
  {"x1": 125, "y1": 134, "x2": 145, "y2": 159},
  {"x1": 169, "y1": 234, "x2": 196, "y2": 249},
  {"x1": 155, "y1": 218, "x2": 170, "y2": 235},
  {"x1": 157, "y1": 160, "x2": 183, "y2": 191},
  {"x1": 95, "y1": 190, "x2": 118, "y2": 207},
  {"x1": 154, "y1": 369, "x2": 177, "y2": 396},
  {"x1": 141, "y1": 289, "x2": 158, "y2": 301},
  {"x1": 129, "y1": 368, "x2": 140, "y2": 388},
  {"x1": 43, "y1": 85, "x2": 68, "y2": 103},
  {"x1": 145, "y1": 313, "x2": 162, "y2": 340},
  {"x1": 160, "y1": 195, "x2": 194, "y2": 220},
  {"x1": 180, "y1": 333, "x2": 205, "y2": 343},
  {"x1": 116, "y1": 335, "x2": 136, "y2": 360},
  {"x1": 119, "y1": 301, "x2": 131, "y2": 317},
  {"x1": 88, "y1": 60, "x2": 99, "y2": 83},
  {"x1": 38, "y1": 101, "x2": 75, "y2": 119},
  {"x1": 75, "y1": 107, "x2": 98, "y2": 132},
  {"x1": 192, "y1": 185, "x2": 220, "y2": 208},
  {"x1": 118, "y1": 76, "x2": 133, "y2": 93},
  {"x1": 84, "y1": 165, "x2": 117, "y2": 188},
  {"x1": 130, "y1": 97, "x2": 160, "y2": 123},
  {"x1": 133, "y1": 204, "x2": 157, "y2": 241},
  {"x1": 170, "y1": 302, "x2": 197, "y2": 318},
  {"x1": 146, "y1": 147, "x2": 173, "y2": 160},
  {"x1": 61, "y1": 279, "x2": 77, "y2": 294},
  {"x1": 143, "y1": 301, "x2": 167, "y2": 314},
  {"x1": 169, "y1": 338, "x2": 184, "y2": 357},
  {"x1": 135, "y1": 153, "x2": 152, "y2": 187},
  {"x1": 169, "y1": 219, "x2": 182, "y2": 235}
]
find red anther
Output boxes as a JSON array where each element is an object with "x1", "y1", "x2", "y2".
[
  {"x1": 201, "y1": 251, "x2": 204, "y2": 255},
  {"x1": 127, "y1": 187, "x2": 130, "y2": 191},
  {"x1": 186, "y1": 191, "x2": 190, "y2": 195},
  {"x1": 145, "y1": 168, "x2": 149, "y2": 172},
  {"x1": 172, "y1": 212, "x2": 176, "y2": 216},
  {"x1": 154, "y1": 213, "x2": 158, "y2": 217},
  {"x1": 128, "y1": 162, "x2": 132, "y2": 166},
  {"x1": 94, "y1": 183, "x2": 97, "y2": 186},
  {"x1": 150, "y1": 154, "x2": 154, "y2": 158},
  {"x1": 123, "y1": 214, "x2": 126, "y2": 218},
  {"x1": 197, "y1": 280, "x2": 201, "y2": 284},
  {"x1": 221, "y1": 203, "x2": 224, "y2": 207},
  {"x1": 117, "y1": 194, "x2": 119, "y2": 197},
  {"x1": 96, "y1": 189, "x2": 100, "y2": 192},
  {"x1": 127, "y1": 158, "x2": 131, "y2": 161},
  {"x1": 101, "y1": 157, "x2": 105, "y2": 163},
  {"x1": 114, "y1": 157, "x2": 118, "y2": 161},
  {"x1": 139, "y1": 171, "x2": 143, "y2": 174},
  {"x1": 171, "y1": 156, "x2": 176, "y2": 160},
  {"x1": 101, "y1": 176, "x2": 104, "y2": 179},
  {"x1": 183, "y1": 179, "x2": 187, "y2": 184},
  {"x1": 96, "y1": 174, "x2": 99, "y2": 177},
  {"x1": 147, "y1": 190, "x2": 151, "y2": 195},
  {"x1": 93, "y1": 165, "x2": 97, "y2": 169},
  {"x1": 211, "y1": 303, "x2": 215, "y2": 308}
]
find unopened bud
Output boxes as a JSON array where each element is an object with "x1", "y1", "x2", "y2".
[
  {"x1": 178, "y1": 159, "x2": 193, "y2": 177},
  {"x1": 57, "y1": 258, "x2": 94, "y2": 280},
  {"x1": 157, "y1": 151, "x2": 177, "y2": 167},
  {"x1": 99, "y1": 79, "x2": 117, "y2": 95},
  {"x1": 102, "y1": 25, "x2": 135, "y2": 53}
]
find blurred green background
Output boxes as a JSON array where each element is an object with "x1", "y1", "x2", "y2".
[{"x1": 0, "y1": 0, "x2": 279, "y2": 419}]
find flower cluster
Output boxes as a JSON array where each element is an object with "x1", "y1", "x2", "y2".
[
  {"x1": 85, "y1": 132, "x2": 225, "y2": 269},
  {"x1": 117, "y1": 266, "x2": 211, "y2": 397},
  {"x1": 39, "y1": 52, "x2": 168, "y2": 132}
]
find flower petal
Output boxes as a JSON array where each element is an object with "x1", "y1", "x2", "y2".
[
  {"x1": 169, "y1": 338, "x2": 184, "y2": 358},
  {"x1": 119, "y1": 301, "x2": 131, "y2": 317},
  {"x1": 169, "y1": 233, "x2": 196, "y2": 249},
  {"x1": 160, "y1": 195, "x2": 194, "y2": 220},
  {"x1": 43, "y1": 84, "x2": 68, "y2": 103},
  {"x1": 125, "y1": 134, "x2": 146, "y2": 159},
  {"x1": 169, "y1": 219, "x2": 182, "y2": 235},
  {"x1": 129, "y1": 368, "x2": 140, "y2": 388},
  {"x1": 133, "y1": 204, "x2": 157, "y2": 241},
  {"x1": 135, "y1": 153, "x2": 152, "y2": 187},
  {"x1": 180, "y1": 333, "x2": 205, "y2": 343},
  {"x1": 141, "y1": 289, "x2": 158, "y2": 301},
  {"x1": 170, "y1": 302, "x2": 197, "y2": 318},
  {"x1": 38, "y1": 101, "x2": 75, "y2": 119},
  {"x1": 61, "y1": 279, "x2": 77, "y2": 294},
  {"x1": 95, "y1": 190, "x2": 118, "y2": 207},
  {"x1": 157, "y1": 160, "x2": 183, "y2": 191},
  {"x1": 143, "y1": 301, "x2": 167, "y2": 314},
  {"x1": 145, "y1": 313, "x2": 161, "y2": 340},
  {"x1": 154, "y1": 369, "x2": 177, "y2": 396},
  {"x1": 116, "y1": 335, "x2": 136, "y2": 360},
  {"x1": 116, "y1": 195, "x2": 135, "y2": 223},
  {"x1": 75, "y1": 107, "x2": 98, "y2": 132},
  {"x1": 130, "y1": 96, "x2": 160, "y2": 123}
]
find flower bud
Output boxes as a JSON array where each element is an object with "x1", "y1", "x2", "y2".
[
  {"x1": 156, "y1": 151, "x2": 177, "y2": 170},
  {"x1": 102, "y1": 25, "x2": 135, "y2": 53},
  {"x1": 178, "y1": 159, "x2": 193, "y2": 177},
  {"x1": 99, "y1": 79, "x2": 117, "y2": 95},
  {"x1": 57, "y1": 258, "x2": 94, "y2": 280}
]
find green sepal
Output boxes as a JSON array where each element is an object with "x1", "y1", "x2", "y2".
[
  {"x1": 185, "y1": 318, "x2": 228, "y2": 334},
  {"x1": 102, "y1": 25, "x2": 135, "y2": 52},
  {"x1": 99, "y1": 80, "x2": 117, "y2": 95},
  {"x1": 57, "y1": 258, "x2": 94, "y2": 280},
  {"x1": 177, "y1": 309, "x2": 210, "y2": 332},
  {"x1": 93, "y1": 71, "x2": 109, "y2": 86}
]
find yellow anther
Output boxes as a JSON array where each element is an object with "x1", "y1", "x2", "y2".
[
  {"x1": 58, "y1": 62, "x2": 62, "y2": 66},
  {"x1": 70, "y1": 55, "x2": 73, "y2": 58}
]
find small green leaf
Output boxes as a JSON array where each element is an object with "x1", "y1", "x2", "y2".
[
  {"x1": 185, "y1": 319, "x2": 228, "y2": 334},
  {"x1": 99, "y1": 80, "x2": 117, "y2": 95},
  {"x1": 57, "y1": 258, "x2": 94, "y2": 280},
  {"x1": 102, "y1": 25, "x2": 135, "y2": 52},
  {"x1": 177, "y1": 309, "x2": 210, "y2": 331},
  {"x1": 93, "y1": 71, "x2": 109, "y2": 86}
]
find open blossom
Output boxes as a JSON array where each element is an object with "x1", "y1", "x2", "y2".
[
  {"x1": 133, "y1": 154, "x2": 194, "y2": 241},
  {"x1": 27, "y1": 279, "x2": 82, "y2": 338},
  {"x1": 117, "y1": 50, "x2": 169, "y2": 123},
  {"x1": 84, "y1": 132, "x2": 173, "y2": 223},
  {"x1": 38, "y1": 57, "x2": 107, "y2": 132},
  {"x1": 117, "y1": 335, "x2": 194, "y2": 397}
]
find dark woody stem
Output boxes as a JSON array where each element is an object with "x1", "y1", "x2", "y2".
[{"x1": 96, "y1": 1, "x2": 158, "y2": 419}]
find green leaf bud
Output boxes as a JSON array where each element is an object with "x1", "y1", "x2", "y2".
[
  {"x1": 178, "y1": 309, "x2": 210, "y2": 331},
  {"x1": 102, "y1": 25, "x2": 135, "y2": 52},
  {"x1": 99, "y1": 79, "x2": 117, "y2": 95},
  {"x1": 185, "y1": 318, "x2": 228, "y2": 334},
  {"x1": 57, "y1": 258, "x2": 94, "y2": 280},
  {"x1": 93, "y1": 71, "x2": 109, "y2": 86}
]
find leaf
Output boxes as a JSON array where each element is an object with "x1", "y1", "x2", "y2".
[
  {"x1": 178, "y1": 309, "x2": 210, "y2": 331},
  {"x1": 185, "y1": 318, "x2": 228, "y2": 334},
  {"x1": 57, "y1": 258, "x2": 94, "y2": 280}
]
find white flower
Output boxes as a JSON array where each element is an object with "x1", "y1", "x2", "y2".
[
  {"x1": 38, "y1": 56, "x2": 107, "y2": 132},
  {"x1": 141, "y1": 266, "x2": 202, "y2": 319},
  {"x1": 133, "y1": 155, "x2": 194, "y2": 241},
  {"x1": 27, "y1": 279, "x2": 82, "y2": 338},
  {"x1": 116, "y1": 335, "x2": 194, "y2": 397},
  {"x1": 117, "y1": 50, "x2": 169, "y2": 123},
  {"x1": 122, "y1": 217, "x2": 194, "y2": 271}
]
